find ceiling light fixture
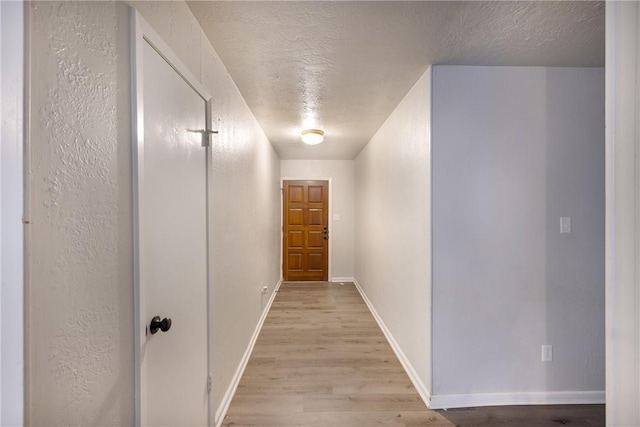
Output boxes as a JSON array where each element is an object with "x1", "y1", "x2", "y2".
[{"x1": 301, "y1": 129, "x2": 324, "y2": 145}]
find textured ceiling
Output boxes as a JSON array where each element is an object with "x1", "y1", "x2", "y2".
[{"x1": 187, "y1": 1, "x2": 605, "y2": 160}]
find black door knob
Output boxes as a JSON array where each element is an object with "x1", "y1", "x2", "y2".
[{"x1": 149, "y1": 316, "x2": 172, "y2": 334}]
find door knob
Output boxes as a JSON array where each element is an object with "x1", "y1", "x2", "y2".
[{"x1": 149, "y1": 316, "x2": 172, "y2": 334}]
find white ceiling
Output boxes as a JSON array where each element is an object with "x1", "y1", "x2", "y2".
[{"x1": 187, "y1": 1, "x2": 605, "y2": 160}]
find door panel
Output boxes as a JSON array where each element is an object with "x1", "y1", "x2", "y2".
[
  {"x1": 309, "y1": 209, "x2": 323, "y2": 225},
  {"x1": 308, "y1": 185, "x2": 324, "y2": 202},
  {"x1": 308, "y1": 253, "x2": 324, "y2": 270},
  {"x1": 289, "y1": 231, "x2": 304, "y2": 248},
  {"x1": 288, "y1": 185, "x2": 304, "y2": 202},
  {"x1": 289, "y1": 209, "x2": 304, "y2": 225},
  {"x1": 308, "y1": 231, "x2": 324, "y2": 248},
  {"x1": 139, "y1": 38, "x2": 209, "y2": 426},
  {"x1": 283, "y1": 180, "x2": 329, "y2": 281}
]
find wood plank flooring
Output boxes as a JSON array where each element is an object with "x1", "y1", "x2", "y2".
[{"x1": 221, "y1": 282, "x2": 604, "y2": 427}]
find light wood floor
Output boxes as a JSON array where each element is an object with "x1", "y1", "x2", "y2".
[{"x1": 221, "y1": 282, "x2": 604, "y2": 427}]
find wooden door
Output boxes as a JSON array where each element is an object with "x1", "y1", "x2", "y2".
[{"x1": 283, "y1": 180, "x2": 329, "y2": 281}]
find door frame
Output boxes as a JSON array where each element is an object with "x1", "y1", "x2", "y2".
[
  {"x1": 280, "y1": 178, "x2": 332, "y2": 281},
  {"x1": 131, "y1": 10, "x2": 213, "y2": 426},
  {"x1": 1, "y1": 1, "x2": 24, "y2": 424}
]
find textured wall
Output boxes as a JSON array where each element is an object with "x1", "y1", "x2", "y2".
[
  {"x1": 28, "y1": 1, "x2": 281, "y2": 425},
  {"x1": 354, "y1": 69, "x2": 432, "y2": 394},
  {"x1": 432, "y1": 66, "x2": 605, "y2": 397},
  {"x1": 281, "y1": 160, "x2": 355, "y2": 279},
  {"x1": 28, "y1": 2, "x2": 134, "y2": 424}
]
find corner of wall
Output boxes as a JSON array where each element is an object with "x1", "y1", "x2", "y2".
[
  {"x1": 352, "y1": 279, "x2": 432, "y2": 407},
  {"x1": 605, "y1": 2, "x2": 640, "y2": 425}
]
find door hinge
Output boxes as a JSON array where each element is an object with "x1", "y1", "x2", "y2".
[
  {"x1": 207, "y1": 374, "x2": 212, "y2": 393},
  {"x1": 187, "y1": 129, "x2": 219, "y2": 147}
]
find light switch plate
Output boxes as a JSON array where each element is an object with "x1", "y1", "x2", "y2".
[{"x1": 560, "y1": 217, "x2": 571, "y2": 234}]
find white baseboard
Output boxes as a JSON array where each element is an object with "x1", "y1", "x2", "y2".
[
  {"x1": 331, "y1": 276, "x2": 355, "y2": 283},
  {"x1": 352, "y1": 278, "x2": 432, "y2": 407},
  {"x1": 429, "y1": 390, "x2": 605, "y2": 410},
  {"x1": 214, "y1": 279, "x2": 283, "y2": 427},
  {"x1": 349, "y1": 280, "x2": 605, "y2": 413}
]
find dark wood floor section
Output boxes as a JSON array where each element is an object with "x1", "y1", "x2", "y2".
[
  {"x1": 439, "y1": 405, "x2": 604, "y2": 427},
  {"x1": 221, "y1": 282, "x2": 604, "y2": 427}
]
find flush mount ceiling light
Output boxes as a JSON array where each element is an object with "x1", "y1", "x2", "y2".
[{"x1": 301, "y1": 129, "x2": 324, "y2": 145}]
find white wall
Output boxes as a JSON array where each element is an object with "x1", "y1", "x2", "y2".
[
  {"x1": 281, "y1": 160, "x2": 355, "y2": 280},
  {"x1": 431, "y1": 66, "x2": 605, "y2": 406},
  {"x1": 27, "y1": 1, "x2": 281, "y2": 424},
  {"x1": 606, "y1": 3, "x2": 640, "y2": 425},
  {"x1": 1, "y1": 1, "x2": 24, "y2": 425},
  {"x1": 354, "y1": 68, "x2": 432, "y2": 399}
]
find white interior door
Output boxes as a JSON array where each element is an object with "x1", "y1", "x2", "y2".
[{"x1": 133, "y1": 13, "x2": 210, "y2": 427}]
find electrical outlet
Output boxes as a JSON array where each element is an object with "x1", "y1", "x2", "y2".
[
  {"x1": 261, "y1": 285, "x2": 268, "y2": 294},
  {"x1": 541, "y1": 345, "x2": 553, "y2": 362}
]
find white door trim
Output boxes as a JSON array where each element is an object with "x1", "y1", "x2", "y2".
[
  {"x1": 605, "y1": 2, "x2": 640, "y2": 425},
  {"x1": 131, "y1": 10, "x2": 213, "y2": 426},
  {"x1": 1, "y1": 1, "x2": 24, "y2": 424}
]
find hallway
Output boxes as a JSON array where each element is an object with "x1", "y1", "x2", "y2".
[
  {"x1": 221, "y1": 281, "x2": 447, "y2": 426},
  {"x1": 12, "y1": 2, "x2": 640, "y2": 424},
  {"x1": 220, "y1": 282, "x2": 605, "y2": 427}
]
